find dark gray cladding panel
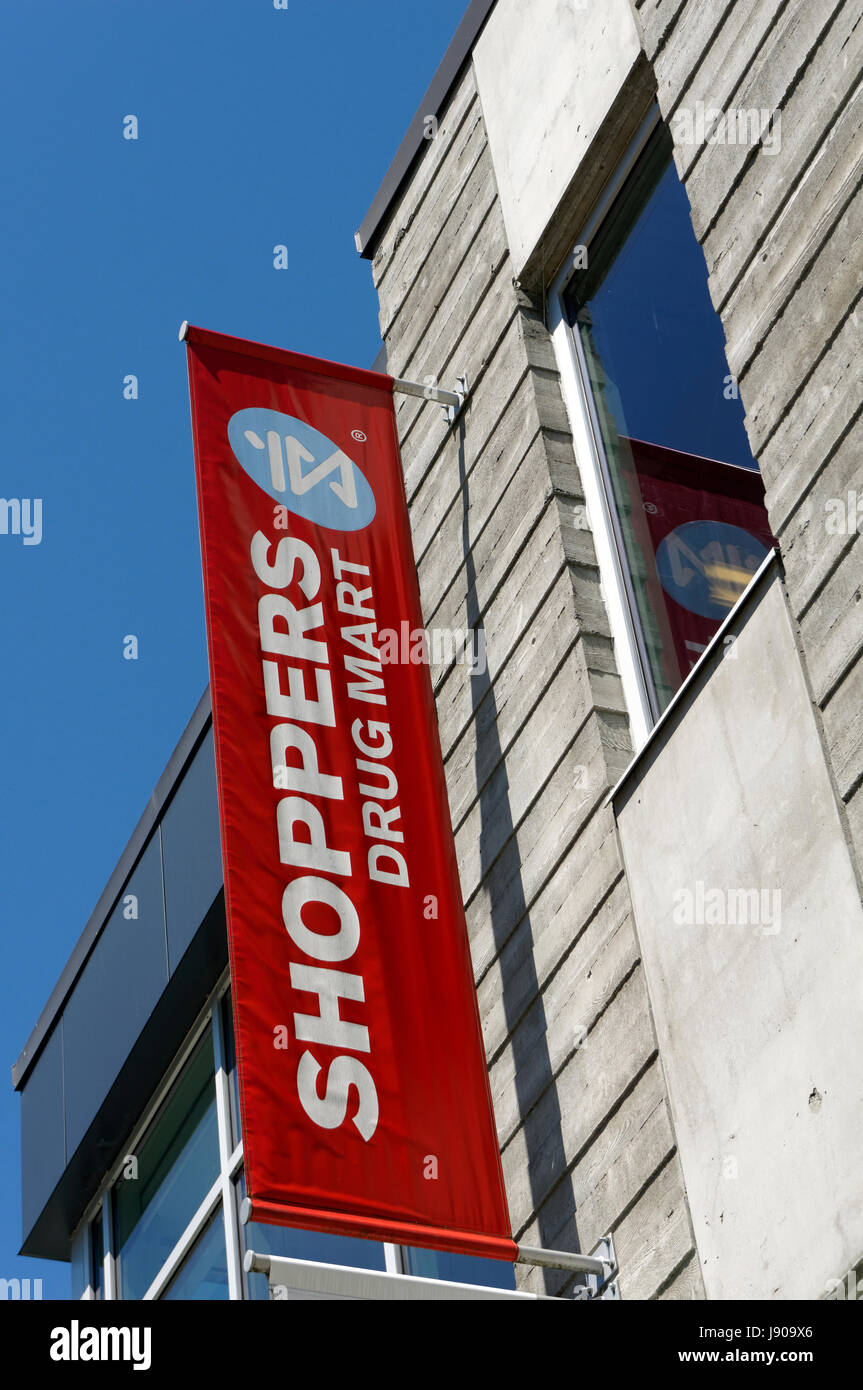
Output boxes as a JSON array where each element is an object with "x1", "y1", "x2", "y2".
[
  {"x1": 20, "y1": 1023, "x2": 65, "y2": 1241},
  {"x1": 162, "y1": 727, "x2": 223, "y2": 971},
  {"x1": 13, "y1": 691, "x2": 219, "y2": 1257},
  {"x1": 62, "y1": 836, "x2": 169, "y2": 1157},
  {"x1": 12, "y1": 689, "x2": 213, "y2": 1094},
  {"x1": 21, "y1": 894, "x2": 229, "y2": 1261}
]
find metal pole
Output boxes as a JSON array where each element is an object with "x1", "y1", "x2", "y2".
[
  {"x1": 392, "y1": 373, "x2": 469, "y2": 425},
  {"x1": 178, "y1": 326, "x2": 466, "y2": 422},
  {"x1": 244, "y1": 1250, "x2": 559, "y2": 1302},
  {"x1": 391, "y1": 376, "x2": 462, "y2": 409},
  {"x1": 517, "y1": 1244, "x2": 608, "y2": 1277}
]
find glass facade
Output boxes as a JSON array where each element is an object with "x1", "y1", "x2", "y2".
[
  {"x1": 402, "y1": 1244, "x2": 515, "y2": 1290},
  {"x1": 113, "y1": 1026, "x2": 221, "y2": 1300},
  {"x1": 563, "y1": 121, "x2": 774, "y2": 715},
  {"x1": 89, "y1": 1209, "x2": 103, "y2": 1300},
  {"x1": 71, "y1": 975, "x2": 515, "y2": 1300},
  {"x1": 162, "y1": 1211, "x2": 229, "y2": 1301},
  {"x1": 236, "y1": 1170, "x2": 388, "y2": 1301},
  {"x1": 221, "y1": 988, "x2": 241, "y2": 1152}
]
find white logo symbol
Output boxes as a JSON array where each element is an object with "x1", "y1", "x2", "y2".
[{"x1": 243, "y1": 429, "x2": 358, "y2": 510}]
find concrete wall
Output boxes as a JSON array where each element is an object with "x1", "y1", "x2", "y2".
[
  {"x1": 472, "y1": 0, "x2": 643, "y2": 279},
  {"x1": 369, "y1": 61, "x2": 703, "y2": 1300},
  {"x1": 629, "y1": 0, "x2": 863, "y2": 898},
  {"x1": 364, "y1": 0, "x2": 863, "y2": 1302},
  {"x1": 615, "y1": 570, "x2": 863, "y2": 1299}
]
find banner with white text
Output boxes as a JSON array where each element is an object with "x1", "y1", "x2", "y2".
[{"x1": 185, "y1": 326, "x2": 514, "y2": 1260}]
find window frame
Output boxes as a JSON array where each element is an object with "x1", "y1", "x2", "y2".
[
  {"x1": 548, "y1": 105, "x2": 662, "y2": 750},
  {"x1": 548, "y1": 102, "x2": 770, "y2": 747},
  {"x1": 69, "y1": 970, "x2": 411, "y2": 1299},
  {"x1": 70, "y1": 974, "x2": 238, "y2": 1300}
]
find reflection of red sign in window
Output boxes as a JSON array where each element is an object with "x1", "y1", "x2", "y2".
[{"x1": 622, "y1": 438, "x2": 776, "y2": 689}]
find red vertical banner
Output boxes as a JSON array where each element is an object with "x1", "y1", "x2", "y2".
[{"x1": 184, "y1": 326, "x2": 514, "y2": 1260}]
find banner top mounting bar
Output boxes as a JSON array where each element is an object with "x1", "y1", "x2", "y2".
[
  {"x1": 180, "y1": 323, "x2": 468, "y2": 425},
  {"x1": 391, "y1": 374, "x2": 469, "y2": 426}
]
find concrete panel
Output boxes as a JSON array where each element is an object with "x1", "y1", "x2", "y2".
[
  {"x1": 374, "y1": 54, "x2": 695, "y2": 1290},
  {"x1": 741, "y1": 184, "x2": 863, "y2": 460},
  {"x1": 615, "y1": 575, "x2": 863, "y2": 1299},
  {"x1": 821, "y1": 647, "x2": 863, "y2": 803},
  {"x1": 799, "y1": 529, "x2": 863, "y2": 707},
  {"x1": 473, "y1": 0, "x2": 641, "y2": 277},
  {"x1": 778, "y1": 415, "x2": 863, "y2": 623},
  {"x1": 761, "y1": 310, "x2": 861, "y2": 534},
  {"x1": 370, "y1": 68, "x2": 481, "y2": 290},
  {"x1": 682, "y1": 0, "x2": 834, "y2": 244},
  {"x1": 513, "y1": 1062, "x2": 691, "y2": 1297},
  {"x1": 649, "y1": 0, "x2": 863, "y2": 920},
  {"x1": 706, "y1": 4, "x2": 863, "y2": 324},
  {"x1": 380, "y1": 132, "x2": 495, "y2": 346}
]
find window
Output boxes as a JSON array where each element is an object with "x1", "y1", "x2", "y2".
[
  {"x1": 89, "y1": 1209, "x2": 104, "y2": 1300},
  {"x1": 113, "y1": 1026, "x2": 221, "y2": 1300},
  {"x1": 161, "y1": 1211, "x2": 229, "y2": 1301},
  {"x1": 235, "y1": 1170, "x2": 387, "y2": 1300},
  {"x1": 402, "y1": 1244, "x2": 515, "y2": 1290},
  {"x1": 72, "y1": 975, "x2": 513, "y2": 1298},
  {"x1": 221, "y1": 987, "x2": 241, "y2": 1151},
  {"x1": 554, "y1": 117, "x2": 775, "y2": 726}
]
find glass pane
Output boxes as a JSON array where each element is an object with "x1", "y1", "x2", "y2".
[
  {"x1": 71, "y1": 1228, "x2": 87, "y2": 1300},
  {"x1": 565, "y1": 123, "x2": 774, "y2": 711},
  {"x1": 568, "y1": 124, "x2": 755, "y2": 469},
  {"x1": 402, "y1": 1245, "x2": 516, "y2": 1290},
  {"x1": 235, "y1": 1171, "x2": 387, "y2": 1300},
  {"x1": 72, "y1": 1218, "x2": 99, "y2": 1299},
  {"x1": 114, "y1": 1027, "x2": 220, "y2": 1300},
  {"x1": 161, "y1": 1211, "x2": 229, "y2": 1301},
  {"x1": 90, "y1": 1209, "x2": 104, "y2": 1300},
  {"x1": 221, "y1": 988, "x2": 241, "y2": 1150}
]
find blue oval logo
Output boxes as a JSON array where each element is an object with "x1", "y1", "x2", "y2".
[
  {"x1": 655, "y1": 520, "x2": 768, "y2": 620},
  {"x1": 228, "y1": 408, "x2": 376, "y2": 532}
]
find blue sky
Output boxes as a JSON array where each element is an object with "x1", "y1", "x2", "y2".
[{"x1": 0, "y1": 0, "x2": 470, "y2": 1299}]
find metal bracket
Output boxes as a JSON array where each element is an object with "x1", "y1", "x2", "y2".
[
  {"x1": 179, "y1": 330, "x2": 469, "y2": 429},
  {"x1": 517, "y1": 1233, "x2": 619, "y2": 1301},
  {"x1": 391, "y1": 373, "x2": 469, "y2": 427},
  {"x1": 445, "y1": 373, "x2": 469, "y2": 426},
  {"x1": 581, "y1": 1236, "x2": 620, "y2": 1301}
]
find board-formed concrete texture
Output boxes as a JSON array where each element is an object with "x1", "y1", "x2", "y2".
[
  {"x1": 615, "y1": 572, "x2": 863, "y2": 1300},
  {"x1": 17, "y1": 0, "x2": 863, "y2": 1303},
  {"x1": 473, "y1": 0, "x2": 643, "y2": 278},
  {"x1": 370, "y1": 57, "x2": 704, "y2": 1301}
]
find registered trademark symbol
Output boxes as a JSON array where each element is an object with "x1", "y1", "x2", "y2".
[{"x1": 351, "y1": 429, "x2": 367, "y2": 443}]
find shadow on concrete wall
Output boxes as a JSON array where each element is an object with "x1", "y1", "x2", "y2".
[{"x1": 455, "y1": 416, "x2": 582, "y2": 1296}]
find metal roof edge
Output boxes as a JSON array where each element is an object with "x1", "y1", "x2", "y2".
[
  {"x1": 354, "y1": 0, "x2": 498, "y2": 259},
  {"x1": 11, "y1": 686, "x2": 213, "y2": 1091}
]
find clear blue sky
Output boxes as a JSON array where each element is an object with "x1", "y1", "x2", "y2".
[{"x1": 0, "y1": 0, "x2": 470, "y2": 1299}]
